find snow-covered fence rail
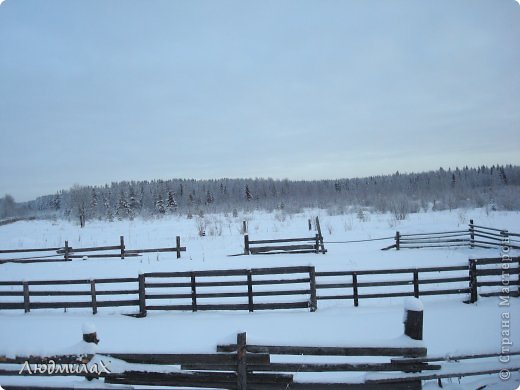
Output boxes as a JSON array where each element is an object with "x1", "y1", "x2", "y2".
[
  {"x1": 0, "y1": 235, "x2": 186, "y2": 264},
  {"x1": 383, "y1": 219, "x2": 520, "y2": 250},
  {"x1": 316, "y1": 257, "x2": 519, "y2": 306}
]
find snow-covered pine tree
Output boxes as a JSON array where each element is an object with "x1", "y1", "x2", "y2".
[{"x1": 167, "y1": 191, "x2": 178, "y2": 212}]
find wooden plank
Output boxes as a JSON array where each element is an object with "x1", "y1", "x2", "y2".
[
  {"x1": 249, "y1": 237, "x2": 317, "y2": 245},
  {"x1": 251, "y1": 266, "x2": 312, "y2": 275},
  {"x1": 191, "y1": 273, "x2": 197, "y2": 312},
  {"x1": 309, "y1": 267, "x2": 317, "y2": 312},
  {"x1": 250, "y1": 245, "x2": 316, "y2": 253},
  {"x1": 176, "y1": 236, "x2": 182, "y2": 258},
  {"x1": 217, "y1": 345, "x2": 427, "y2": 357},
  {"x1": 105, "y1": 370, "x2": 292, "y2": 387},
  {"x1": 90, "y1": 280, "x2": 97, "y2": 315},
  {"x1": 125, "y1": 246, "x2": 187, "y2": 254},
  {"x1": 237, "y1": 332, "x2": 247, "y2": 390},
  {"x1": 365, "y1": 366, "x2": 520, "y2": 384},
  {"x1": 182, "y1": 362, "x2": 441, "y2": 372},
  {"x1": 247, "y1": 270, "x2": 254, "y2": 312},
  {"x1": 316, "y1": 265, "x2": 468, "y2": 277},
  {"x1": 474, "y1": 257, "x2": 519, "y2": 265},
  {"x1": 352, "y1": 273, "x2": 359, "y2": 307},
  {"x1": 23, "y1": 281, "x2": 30, "y2": 313},
  {"x1": 391, "y1": 350, "x2": 520, "y2": 364},
  {"x1": 103, "y1": 352, "x2": 270, "y2": 365},
  {"x1": 66, "y1": 253, "x2": 140, "y2": 259},
  {"x1": 138, "y1": 273, "x2": 147, "y2": 317},
  {"x1": 0, "y1": 247, "x2": 62, "y2": 254},
  {"x1": 56, "y1": 245, "x2": 122, "y2": 254}
]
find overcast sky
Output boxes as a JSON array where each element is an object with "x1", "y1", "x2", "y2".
[{"x1": 1, "y1": 0, "x2": 519, "y2": 202}]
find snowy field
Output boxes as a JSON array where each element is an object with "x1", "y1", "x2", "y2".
[{"x1": 0, "y1": 207, "x2": 519, "y2": 389}]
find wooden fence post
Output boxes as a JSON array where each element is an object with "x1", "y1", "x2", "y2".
[
  {"x1": 404, "y1": 298, "x2": 423, "y2": 341},
  {"x1": 315, "y1": 217, "x2": 325, "y2": 254},
  {"x1": 82, "y1": 323, "x2": 99, "y2": 344},
  {"x1": 120, "y1": 236, "x2": 125, "y2": 259},
  {"x1": 244, "y1": 234, "x2": 250, "y2": 255},
  {"x1": 176, "y1": 236, "x2": 181, "y2": 259},
  {"x1": 237, "y1": 332, "x2": 247, "y2": 390},
  {"x1": 242, "y1": 221, "x2": 248, "y2": 234},
  {"x1": 314, "y1": 234, "x2": 320, "y2": 254},
  {"x1": 309, "y1": 267, "x2": 317, "y2": 312},
  {"x1": 352, "y1": 273, "x2": 359, "y2": 307},
  {"x1": 23, "y1": 281, "x2": 30, "y2": 313},
  {"x1": 469, "y1": 220, "x2": 474, "y2": 249},
  {"x1": 395, "y1": 231, "x2": 401, "y2": 250},
  {"x1": 469, "y1": 259, "x2": 478, "y2": 303},
  {"x1": 247, "y1": 270, "x2": 254, "y2": 312},
  {"x1": 90, "y1": 280, "x2": 97, "y2": 315},
  {"x1": 191, "y1": 272, "x2": 197, "y2": 312},
  {"x1": 138, "y1": 273, "x2": 147, "y2": 317},
  {"x1": 413, "y1": 270, "x2": 420, "y2": 298},
  {"x1": 64, "y1": 240, "x2": 70, "y2": 261},
  {"x1": 308, "y1": 219, "x2": 312, "y2": 231}
]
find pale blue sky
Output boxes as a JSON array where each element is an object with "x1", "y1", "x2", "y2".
[{"x1": 1, "y1": 0, "x2": 519, "y2": 201}]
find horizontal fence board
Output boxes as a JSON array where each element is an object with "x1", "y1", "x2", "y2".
[
  {"x1": 417, "y1": 288, "x2": 470, "y2": 296},
  {"x1": 475, "y1": 257, "x2": 519, "y2": 265},
  {"x1": 249, "y1": 237, "x2": 316, "y2": 244},
  {"x1": 181, "y1": 362, "x2": 440, "y2": 372},
  {"x1": 0, "y1": 247, "x2": 62, "y2": 254},
  {"x1": 125, "y1": 247, "x2": 186, "y2": 254},
  {"x1": 103, "y1": 352, "x2": 270, "y2": 365},
  {"x1": 251, "y1": 245, "x2": 316, "y2": 253},
  {"x1": 251, "y1": 266, "x2": 312, "y2": 275},
  {"x1": 217, "y1": 344, "x2": 427, "y2": 357},
  {"x1": 57, "y1": 245, "x2": 122, "y2": 253},
  {"x1": 317, "y1": 294, "x2": 355, "y2": 300}
]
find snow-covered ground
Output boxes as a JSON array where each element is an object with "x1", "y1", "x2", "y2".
[{"x1": 0, "y1": 208, "x2": 519, "y2": 389}]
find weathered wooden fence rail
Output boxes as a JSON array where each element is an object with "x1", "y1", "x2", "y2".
[
  {"x1": 0, "y1": 259, "x2": 517, "y2": 315},
  {"x1": 382, "y1": 220, "x2": 520, "y2": 250},
  {"x1": 0, "y1": 235, "x2": 185, "y2": 264}
]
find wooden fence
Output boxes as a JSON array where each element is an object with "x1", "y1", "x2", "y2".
[
  {"x1": 2, "y1": 306, "x2": 519, "y2": 389},
  {"x1": 0, "y1": 266, "x2": 317, "y2": 315},
  {"x1": 0, "y1": 258, "x2": 517, "y2": 315},
  {"x1": 0, "y1": 235, "x2": 186, "y2": 264},
  {"x1": 316, "y1": 257, "x2": 519, "y2": 305},
  {"x1": 383, "y1": 220, "x2": 520, "y2": 250},
  {"x1": 244, "y1": 217, "x2": 326, "y2": 255}
]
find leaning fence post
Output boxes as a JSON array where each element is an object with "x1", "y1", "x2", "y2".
[
  {"x1": 395, "y1": 231, "x2": 401, "y2": 250},
  {"x1": 23, "y1": 281, "x2": 30, "y2": 313},
  {"x1": 309, "y1": 267, "x2": 317, "y2": 312},
  {"x1": 469, "y1": 219, "x2": 474, "y2": 249},
  {"x1": 244, "y1": 234, "x2": 250, "y2": 255},
  {"x1": 314, "y1": 234, "x2": 320, "y2": 254},
  {"x1": 120, "y1": 236, "x2": 125, "y2": 259},
  {"x1": 469, "y1": 259, "x2": 478, "y2": 303},
  {"x1": 176, "y1": 236, "x2": 181, "y2": 259},
  {"x1": 138, "y1": 273, "x2": 147, "y2": 317},
  {"x1": 64, "y1": 240, "x2": 70, "y2": 261},
  {"x1": 404, "y1": 298, "x2": 423, "y2": 341},
  {"x1": 237, "y1": 332, "x2": 247, "y2": 390}
]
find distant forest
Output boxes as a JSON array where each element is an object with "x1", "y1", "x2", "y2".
[{"x1": 1, "y1": 165, "x2": 519, "y2": 223}]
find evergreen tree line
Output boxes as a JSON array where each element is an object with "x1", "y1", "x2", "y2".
[{"x1": 11, "y1": 164, "x2": 520, "y2": 222}]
